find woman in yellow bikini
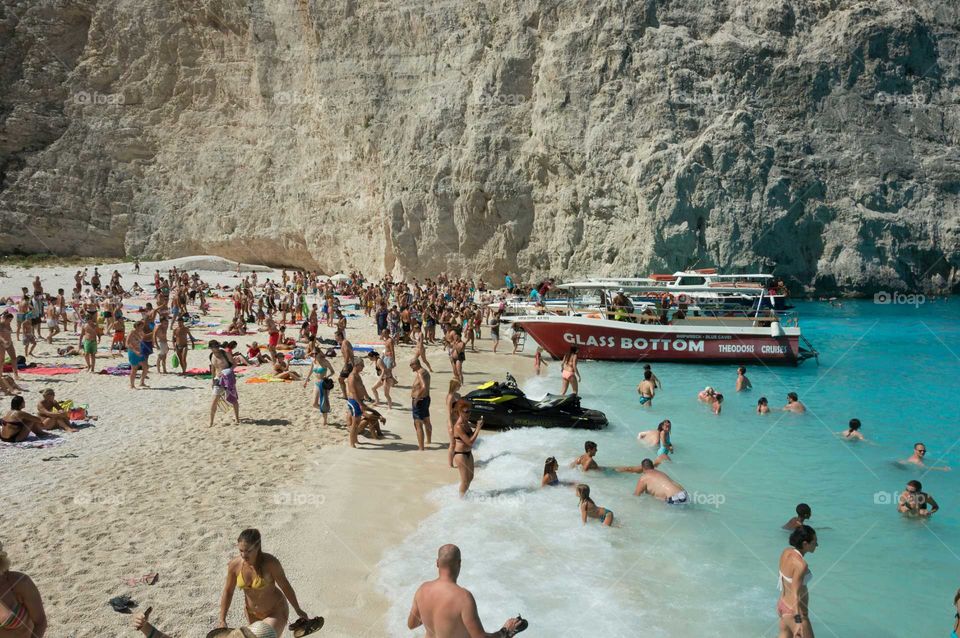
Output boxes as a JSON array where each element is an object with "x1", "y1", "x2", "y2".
[
  {"x1": 0, "y1": 543, "x2": 47, "y2": 638},
  {"x1": 218, "y1": 529, "x2": 313, "y2": 637}
]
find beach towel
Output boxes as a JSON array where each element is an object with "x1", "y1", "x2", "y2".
[
  {"x1": 0, "y1": 434, "x2": 66, "y2": 450},
  {"x1": 245, "y1": 374, "x2": 291, "y2": 384},
  {"x1": 287, "y1": 358, "x2": 312, "y2": 366},
  {"x1": 20, "y1": 366, "x2": 83, "y2": 375},
  {"x1": 205, "y1": 330, "x2": 255, "y2": 336}
]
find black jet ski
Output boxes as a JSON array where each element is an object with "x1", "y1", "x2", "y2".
[{"x1": 464, "y1": 373, "x2": 608, "y2": 430}]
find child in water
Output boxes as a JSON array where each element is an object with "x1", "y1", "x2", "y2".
[
  {"x1": 576, "y1": 484, "x2": 613, "y2": 526},
  {"x1": 534, "y1": 347, "x2": 548, "y2": 376}
]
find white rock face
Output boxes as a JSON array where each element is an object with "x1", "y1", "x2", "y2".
[{"x1": 0, "y1": 0, "x2": 958, "y2": 293}]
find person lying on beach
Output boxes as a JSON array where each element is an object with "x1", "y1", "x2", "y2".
[
  {"x1": 783, "y1": 503, "x2": 812, "y2": 530},
  {"x1": 1, "y1": 396, "x2": 58, "y2": 442},
  {"x1": 757, "y1": 397, "x2": 770, "y2": 414},
  {"x1": 899, "y1": 442, "x2": 950, "y2": 471},
  {"x1": 570, "y1": 440, "x2": 600, "y2": 471},
  {"x1": 576, "y1": 484, "x2": 613, "y2": 526},
  {"x1": 407, "y1": 544, "x2": 527, "y2": 637},
  {"x1": 783, "y1": 392, "x2": 806, "y2": 413},
  {"x1": 272, "y1": 358, "x2": 300, "y2": 381},
  {"x1": 839, "y1": 418, "x2": 865, "y2": 441},
  {"x1": 0, "y1": 374, "x2": 26, "y2": 396},
  {"x1": 898, "y1": 480, "x2": 940, "y2": 517},
  {"x1": 637, "y1": 420, "x2": 672, "y2": 461},
  {"x1": 633, "y1": 459, "x2": 688, "y2": 504},
  {"x1": 35, "y1": 389, "x2": 77, "y2": 433},
  {"x1": 0, "y1": 542, "x2": 47, "y2": 637},
  {"x1": 218, "y1": 529, "x2": 312, "y2": 637}
]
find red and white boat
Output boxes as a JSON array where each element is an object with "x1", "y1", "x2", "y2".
[{"x1": 511, "y1": 313, "x2": 818, "y2": 365}]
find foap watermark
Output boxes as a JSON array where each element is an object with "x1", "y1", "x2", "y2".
[
  {"x1": 687, "y1": 491, "x2": 726, "y2": 508},
  {"x1": 73, "y1": 491, "x2": 125, "y2": 506},
  {"x1": 273, "y1": 491, "x2": 326, "y2": 508},
  {"x1": 873, "y1": 91, "x2": 927, "y2": 108},
  {"x1": 873, "y1": 291, "x2": 925, "y2": 307},
  {"x1": 470, "y1": 491, "x2": 526, "y2": 508},
  {"x1": 73, "y1": 91, "x2": 125, "y2": 106}
]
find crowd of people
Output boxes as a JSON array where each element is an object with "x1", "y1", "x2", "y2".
[{"x1": 1, "y1": 265, "x2": 954, "y2": 637}]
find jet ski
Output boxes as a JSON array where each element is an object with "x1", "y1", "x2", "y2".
[{"x1": 464, "y1": 373, "x2": 608, "y2": 430}]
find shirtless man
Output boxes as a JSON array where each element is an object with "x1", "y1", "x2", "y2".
[
  {"x1": 783, "y1": 392, "x2": 806, "y2": 413},
  {"x1": 0, "y1": 313, "x2": 20, "y2": 380},
  {"x1": 154, "y1": 317, "x2": 170, "y2": 374},
  {"x1": 345, "y1": 359, "x2": 373, "y2": 448},
  {"x1": 407, "y1": 544, "x2": 524, "y2": 638},
  {"x1": 900, "y1": 442, "x2": 951, "y2": 471},
  {"x1": 78, "y1": 314, "x2": 99, "y2": 372},
  {"x1": 15, "y1": 290, "x2": 30, "y2": 340},
  {"x1": 411, "y1": 323, "x2": 433, "y2": 372},
  {"x1": 36, "y1": 389, "x2": 77, "y2": 433},
  {"x1": 637, "y1": 370, "x2": 656, "y2": 406},
  {"x1": 335, "y1": 331, "x2": 354, "y2": 399},
  {"x1": 736, "y1": 366, "x2": 752, "y2": 391},
  {"x1": 633, "y1": 458, "x2": 689, "y2": 504},
  {"x1": 411, "y1": 358, "x2": 433, "y2": 450},
  {"x1": 44, "y1": 301, "x2": 59, "y2": 343},
  {"x1": 20, "y1": 312, "x2": 37, "y2": 358},
  {"x1": 172, "y1": 316, "x2": 194, "y2": 375},
  {"x1": 571, "y1": 440, "x2": 600, "y2": 471},
  {"x1": 126, "y1": 322, "x2": 148, "y2": 389},
  {"x1": 898, "y1": 479, "x2": 940, "y2": 517},
  {"x1": 381, "y1": 329, "x2": 397, "y2": 378}
]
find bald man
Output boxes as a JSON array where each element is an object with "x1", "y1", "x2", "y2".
[{"x1": 408, "y1": 545, "x2": 525, "y2": 637}]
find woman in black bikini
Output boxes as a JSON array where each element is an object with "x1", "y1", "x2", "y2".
[
  {"x1": 452, "y1": 399, "x2": 484, "y2": 497},
  {"x1": 1, "y1": 396, "x2": 54, "y2": 443}
]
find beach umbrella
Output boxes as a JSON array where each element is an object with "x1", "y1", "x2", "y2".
[{"x1": 330, "y1": 273, "x2": 351, "y2": 282}]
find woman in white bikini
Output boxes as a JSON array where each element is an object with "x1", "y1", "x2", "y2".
[{"x1": 776, "y1": 525, "x2": 817, "y2": 638}]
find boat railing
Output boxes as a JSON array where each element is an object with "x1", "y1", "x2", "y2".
[{"x1": 510, "y1": 306, "x2": 801, "y2": 328}]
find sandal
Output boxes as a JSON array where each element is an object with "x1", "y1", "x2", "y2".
[
  {"x1": 289, "y1": 616, "x2": 325, "y2": 637},
  {"x1": 108, "y1": 594, "x2": 137, "y2": 613}
]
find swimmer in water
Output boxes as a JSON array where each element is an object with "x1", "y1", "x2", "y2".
[
  {"x1": 898, "y1": 480, "x2": 939, "y2": 517},
  {"x1": 632, "y1": 459, "x2": 688, "y2": 504},
  {"x1": 757, "y1": 397, "x2": 770, "y2": 414},
  {"x1": 636, "y1": 370, "x2": 655, "y2": 406},
  {"x1": 783, "y1": 503, "x2": 812, "y2": 530},
  {"x1": 570, "y1": 440, "x2": 600, "y2": 471},
  {"x1": 698, "y1": 386, "x2": 715, "y2": 402},
  {"x1": 736, "y1": 366, "x2": 752, "y2": 391},
  {"x1": 637, "y1": 419, "x2": 673, "y2": 462},
  {"x1": 711, "y1": 393, "x2": 724, "y2": 415},
  {"x1": 541, "y1": 456, "x2": 560, "y2": 487},
  {"x1": 783, "y1": 392, "x2": 806, "y2": 414},
  {"x1": 839, "y1": 418, "x2": 864, "y2": 441},
  {"x1": 576, "y1": 484, "x2": 613, "y2": 526},
  {"x1": 900, "y1": 442, "x2": 951, "y2": 471}
]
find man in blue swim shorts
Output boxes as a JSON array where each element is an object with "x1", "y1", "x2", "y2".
[
  {"x1": 410, "y1": 359, "x2": 432, "y2": 451},
  {"x1": 345, "y1": 359, "x2": 372, "y2": 448}
]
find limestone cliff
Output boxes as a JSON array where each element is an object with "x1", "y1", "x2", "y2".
[{"x1": 1, "y1": 0, "x2": 958, "y2": 293}]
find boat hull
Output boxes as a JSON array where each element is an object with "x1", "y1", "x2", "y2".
[{"x1": 515, "y1": 317, "x2": 804, "y2": 365}]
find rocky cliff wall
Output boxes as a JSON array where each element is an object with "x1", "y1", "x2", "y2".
[{"x1": 1, "y1": 0, "x2": 958, "y2": 293}]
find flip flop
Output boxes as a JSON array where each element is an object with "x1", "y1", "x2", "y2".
[
  {"x1": 42, "y1": 453, "x2": 78, "y2": 462},
  {"x1": 290, "y1": 616, "x2": 325, "y2": 637},
  {"x1": 506, "y1": 615, "x2": 528, "y2": 637},
  {"x1": 108, "y1": 594, "x2": 137, "y2": 613},
  {"x1": 142, "y1": 572, "x2": 159, "y2": 585}
]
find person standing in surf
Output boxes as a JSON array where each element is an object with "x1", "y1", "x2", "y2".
[{"x1": 560, "y1": 347, "x2": 580, "y2": 395}]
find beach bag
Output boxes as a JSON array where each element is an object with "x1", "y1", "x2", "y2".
[
  {"x1": 171, "y1": 353, "x2": 180, "y2": 368},
  {"x1": 68, "y1": 407, "x2": 87, "y2": 421},
  {"x1": 322, "y1": 378, "x2": 334, "y2": 390}
]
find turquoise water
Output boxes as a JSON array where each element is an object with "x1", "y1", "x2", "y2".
[{"x1": 379, "y1": 299, "x2": 960, "y2": 637}]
